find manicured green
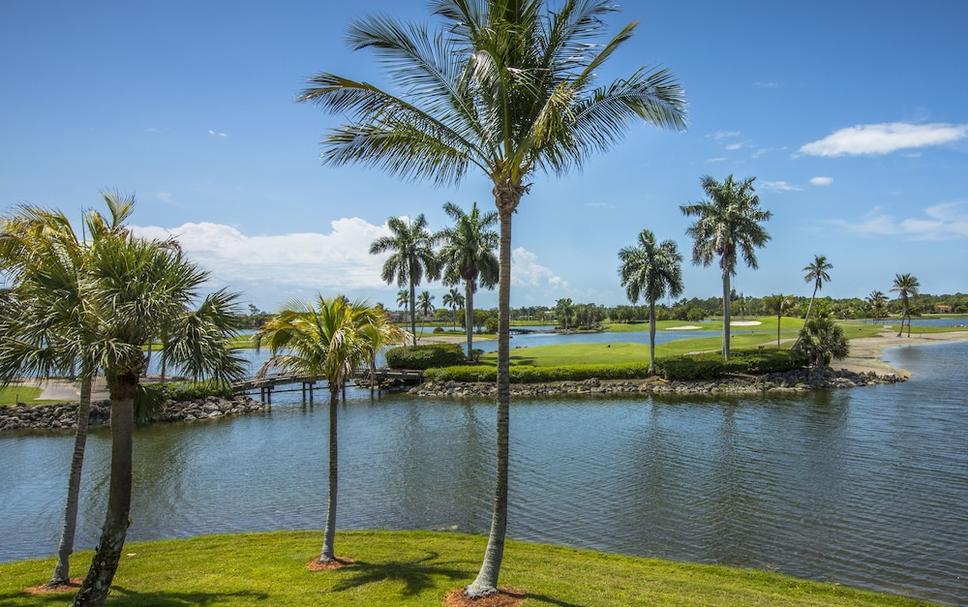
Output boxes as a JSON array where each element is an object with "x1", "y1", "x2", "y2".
[
  {"x1": 0, "y1": 385, "x2": 52, "y2": 406},
  {"x1": 0, "y1": 531, "x2": 934, "y2": 606}
]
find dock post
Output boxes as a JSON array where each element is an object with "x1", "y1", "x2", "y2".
[{"x1": 309, "y1": 382, "x2": 314, "y2": 405}]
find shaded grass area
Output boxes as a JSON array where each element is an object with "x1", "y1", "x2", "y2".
[{"x1": 0, "y1": 531, "x2": 935, "y2": 606}]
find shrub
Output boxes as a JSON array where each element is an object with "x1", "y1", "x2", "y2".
[
  {"x1": 656, "y1": 350, "x2": 804, "y2": 380},
  {"x1": 792, "y1": 318, "x2": 849, "y2": 367},
  {"x1": 385, "y1": 343, "x2": 465, "y2": 369},
  {"x1": 432, "y1": 326, "x2": 445, "y2": 334},
  {"x1": 484, "y1": 317, "x2": 499, "y2": 333},
  {"x1": 135, "y1": 381, "x2": 234, "y2": 422}
]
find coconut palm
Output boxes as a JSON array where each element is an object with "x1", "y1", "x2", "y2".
[
  {"x1": 417, "y1": 290, "x2": 435, "y2": 319},
  {"x1": 437, "y1": 202, "x2": 498, "y2": 355},
  {"x1": 442, "y1": 287, "x2": 466, "y2": 330},
  {"x1": 3, "y1": 200, "x2": 246, "y2": 607},
  {"x1": 763, "y1": 293, "x2": 792, "y2": 348},
  {"x1": 0, "y1": 194, "x2": 148, "y2": 589},
  {"x1": 396, "y1": 289, "x2": 410, "y2": 311},
  {"x1": 801, "y1": 255, "x2": 833, "y2": 328},
  {"x1": 618, "y1": 229, "x2": 683, "y2": 373},
  {"x1": 298, "y1": 0, "x2": 685, "y2": 595},
  {"x1": 359, "y1": 309, "x2": 410, "y2": 390},
  {"x1": 256, "y1": 297, "x2": 379, "y2": 564},
  {"x1": 866, "y1": 290, "x2": 888, "y2": 324},
  {"x1": 555, "y1": 298, "x2": 574, "y2": 331},
  {"x1": 681, "y1": 175, "x2": 771, "y2": 361},
  {"x1": 370, "y1": 215, "x2": 439, "y2": 346},
  {"x1": 891, "y1": 273, "x2": 920, "y2": 337}
]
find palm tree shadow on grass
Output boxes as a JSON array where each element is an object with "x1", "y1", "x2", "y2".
[
  {"x1": 0, "y1": 586, "x2": 269, "y2": 606},
  {"x1": 329, "y1": 551, "x2": 469, "y2": 597}
]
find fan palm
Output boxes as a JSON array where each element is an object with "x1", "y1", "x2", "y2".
[
  {"x1": 417, "y1": 290, "x2": 435, "y2": 318},
  {"x1": 0, "y1": 194, "x2": 146, "y2": 589},
  {"x1": 298, "y1": 0, "x2": 685, "y2": 596},
  {"x1": 792, "y1": 317, "x2": 849, "y2": 368},
  {"x1": 763, "y1": 293, "x2": 792, "y2": 348},
  {"x1": 618, "y1": 229, "x2": 683, "y2": 373},
  {"x1": 370, "y1": 215, "x2": 439, "y2": 346},
  {"x1": 681, "y1": 175, "x2": 771, "y2": 361},
  {"x1": 442, "y1": 287, "x2": 466, "y2": 330},
  {"x1": 866, "y1": 290, "x2": 888, "y2": 324},
  {"x1": 891, "y1": 273, "x2": 920, "y2": 337},
  {"x1": 437, "y1": 202, "x2": 498, "y2": 354},
  {"x1": 801, "y1": 255, "x2": 833, "y2": 328},
  {"x1": 256, "y1": 297, "x2": 379, "y2": 564}
]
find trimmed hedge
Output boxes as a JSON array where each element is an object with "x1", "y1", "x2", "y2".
[
  {"x1": 385, "y1": 343, "x2": 465, "y2": 370},
  {"x1": 423, "y1": 350, "x2": 805, "y2": 383},
  {"x1": 656, "y1": 350, "x2": 804, "y2": 381}
]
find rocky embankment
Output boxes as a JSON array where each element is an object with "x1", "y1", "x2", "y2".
[
  {"x1": 0, "y1": 395, "x2": 264, "y2": 432},
  {"x1": 409, "y1": 368, "x2": 903, "y2": 399}
]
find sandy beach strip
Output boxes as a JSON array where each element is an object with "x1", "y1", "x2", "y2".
[{"x1": 838, "y1": 330, "x2": 968, "y2": 378}]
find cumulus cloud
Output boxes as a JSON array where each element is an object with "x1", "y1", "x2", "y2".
[
  {"x1": 207, "y1": 129, "x2": 228, "y2": 138},
  {"x1": 760, "y1": 180, "x2": 802, "y2": 192},
  {"x1": 799, "y1": 122, "x2": 968, "y2": 157},
  {"x1": 129, "y1": 219, "x2": 567, "y2": 295},
  {"x1": 809, "y1": 176, "x2": 833, "y2": 186},
  {"x1": 511, "y1": 247, "x2": 567, "y2": 288},
  {"x1": 830, "y1": 202, "x2": 968, "y2": 240}
]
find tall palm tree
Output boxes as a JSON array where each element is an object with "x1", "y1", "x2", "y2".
[
  {"x1": 867, "y1": 290, "x2": 888, "y2": 324},
  {"x1": 764, "y1": 293, "x2": 792, "y2": 348},
  {"x1": 298, "y1": 1, "x2": 685, "y2": 596},
  {"x1": 370, "y1": 215, "x2": 439, "y2": 346},
  {"x1": 891, "y1": 273, "x2": 920, "y2": 337},
  {"x1": 681, "y1": 175, "x2": 771, "y2": 361},
  {"x1": 256, "y1": 297, "x2": 379, "y2": 564},
  {"x1": 442, "y1": 287, "x2": 466, "y2": 330},
  {"x1": 555, "y1": 298, "x2": 574, "y2": 330},
  {"x1": 618, "y1": 229, "x2": 683, "y2": 373},
  {"x1": 437, "y1": 202, "x2": 498, "y2": 355},
  {"x1": 801, "y1": 255, "x2": 833, "y2": 328},
  {"x1": 0, "y1": 194, "x2": 142, "y2": 589},
  {"x1": 417, "y1": 290, "x2": 435, "y2": 319}
]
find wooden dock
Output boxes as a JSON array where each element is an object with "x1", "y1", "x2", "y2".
[{"x1": 232, "y1": 368, "x2": 424, "y2": 403}]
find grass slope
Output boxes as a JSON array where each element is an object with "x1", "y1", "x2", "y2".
[{"x1": 0, "y1": 531, "x2": 934, "y2": 606}]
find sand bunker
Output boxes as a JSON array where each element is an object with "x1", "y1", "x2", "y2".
[
  {"x1": 665, "y1": 325, "x2": 702, "y2": 330},
  {"x1": 730, "y1": 321, "x2": 762, "y2": 326}
]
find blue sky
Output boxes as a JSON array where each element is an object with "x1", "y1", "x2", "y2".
[{"x1": 2, "y1": 0, "x2": 966, "y2": 310}]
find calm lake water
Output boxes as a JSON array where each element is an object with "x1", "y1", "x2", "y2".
[{"x1": 2, "y1": 342, "x2": 966, "y2": 605}]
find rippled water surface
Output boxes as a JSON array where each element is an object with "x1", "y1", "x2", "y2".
[{"x1": 2, "y1": 342, "x2": 966, "y2": 604}]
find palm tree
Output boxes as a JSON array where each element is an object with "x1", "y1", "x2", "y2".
[
  {"x1": 792, "y1": 317, "x2": 849, "y2": 368},
  {"x1": 442, "y1": 287, "x2": 466, "y2": 330},
  {"x1": 866, "y1": 290, "x2": 888, "y2": 324},
  {"x1": 681, "y1": 175, "x2": 771, "y2": 361},
  {"x1": 801, "y1": 255, "x2": 833, "y2": 328},
  {"x1": 417, "y1": 290, "x2": 435, "y2": 319},
  {"x1": 764, "y1": 293, "x2": 792, "y2": 348},
  {"x1": 0, "y1": 194, "x2": 145, "y2": 589},
  {"x1": 2, "y1": 198, "x2": 245, "y2": 607},
  {"x1": 256, "y1": 297, "x2": 379, "y2": 564},
  {"x1": 370, "y1": 215, "x2": 439, "y2": 346},
  {"x1": 298, "y1": 1, "x2": 685, "y2": 596},
  {"x1": 555, "y1": 298, "x2": 574, "y2": 330},
  {"x1": 618, "y1": 229, "x2": 683, "y2": 373},
  {"x1": 891, "y1": 273, "x2": 920, "y2": 337},
  {"x1": 359, "y1": 309, "x2": 410, "y2": 390},
  {"x1": 437, "y1": 202, "x2": 498, "y2": 355},
  {"x1": 396, "y1": 289, "x2": 410, "y2": 311}
]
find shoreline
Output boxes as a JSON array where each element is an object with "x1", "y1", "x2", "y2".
[{"x1": 837, "y1": 330, "x2": 968, "y2": 378}]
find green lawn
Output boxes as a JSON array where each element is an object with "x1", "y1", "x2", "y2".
[
  {"x1": 0, "y1": 531, "x2": 934, "y2": 606},
  {"x1": 0, "y1": 385, "x2": 53, "y2": 406}
]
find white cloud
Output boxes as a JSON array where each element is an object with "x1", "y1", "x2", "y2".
[
  {"x1": 760, "y1": 180, "x2": 802, "y2": 192},
  {"x1": 754, "y1": 81, "x2": 778, "y2": 89},
  {"x1": 724, "y1": 142, "x2": 745, "y2": 151},
  {"x1": 809, "y1": 176, "x2": 833, "y2": 187},
  {"x1": 799, "y1": 122, "x2": 968, "y2": 157},
  {"x1": 830, "y1": 202, "x2": 968, "y2": 240},
  {"x1": 708, "y1": 130, "x2": 740, "y2": 141},
  {"x1": 704, "y1": 157, "x2": 727, "y2": 164},
  {"x1": 511, "y1": 247, "x2": 567, "y2": 288},
  {"x1": 751, "y1": 148, "x2": 768, "y2": 159},
  {"x1": 207, "y1": 129, "x2": 228, "y2": 138}
]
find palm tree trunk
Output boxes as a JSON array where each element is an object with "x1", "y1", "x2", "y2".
[
  {"x1": 465, "y1": 280, "x2": 475, "y2": 359},
  {"x1": 777, "y1": 311, "x2": 781, "y2": 348},
  {"x1": 648, "y1": 300, "x2": 657, "y2": 374},
  {"x1": 320, "y1": 387, "x2": 339, "y2": 562},
  {"x1": 48, "y1": 375, "x2": 93, "y2": 587},
  {"x1": 71, "y1": 372, "x2": 136, "y2": 607},
  {"x1": 803, "y1": 285, "x2": 818, "y2": 328},
  {"x1": 409, "y1": 279, "x2": 417, "y2": 347},
  {"x1": 722, "y1": 273, "x2": 731, "y2": 361},
  {"x1": 467, "y1": 193, "x2": 516, "y2": 598}
]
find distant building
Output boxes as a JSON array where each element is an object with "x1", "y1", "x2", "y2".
[{"x1": 934, "y1": 304, "x2": 953, "y2": 313}]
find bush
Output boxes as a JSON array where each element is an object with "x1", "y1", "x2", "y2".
[
  {"x1": 484, "y1": 317, "x2": 499, "y2": 333},
  {"x1": 135, "y1": 381, "x2": 234, "y2": 422},
  {"x1": 385, "y1": 343, "x2": 465, "y2": 369},
  {"x1": 792, "y1": 318, "x2": 849, "y2": 367},
  {"x1": 432, "y1": 326, "x2": 445, "y2": 334},
  {"x1": 656, "y1": 350, "x2": 804, "y2": 380}
]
